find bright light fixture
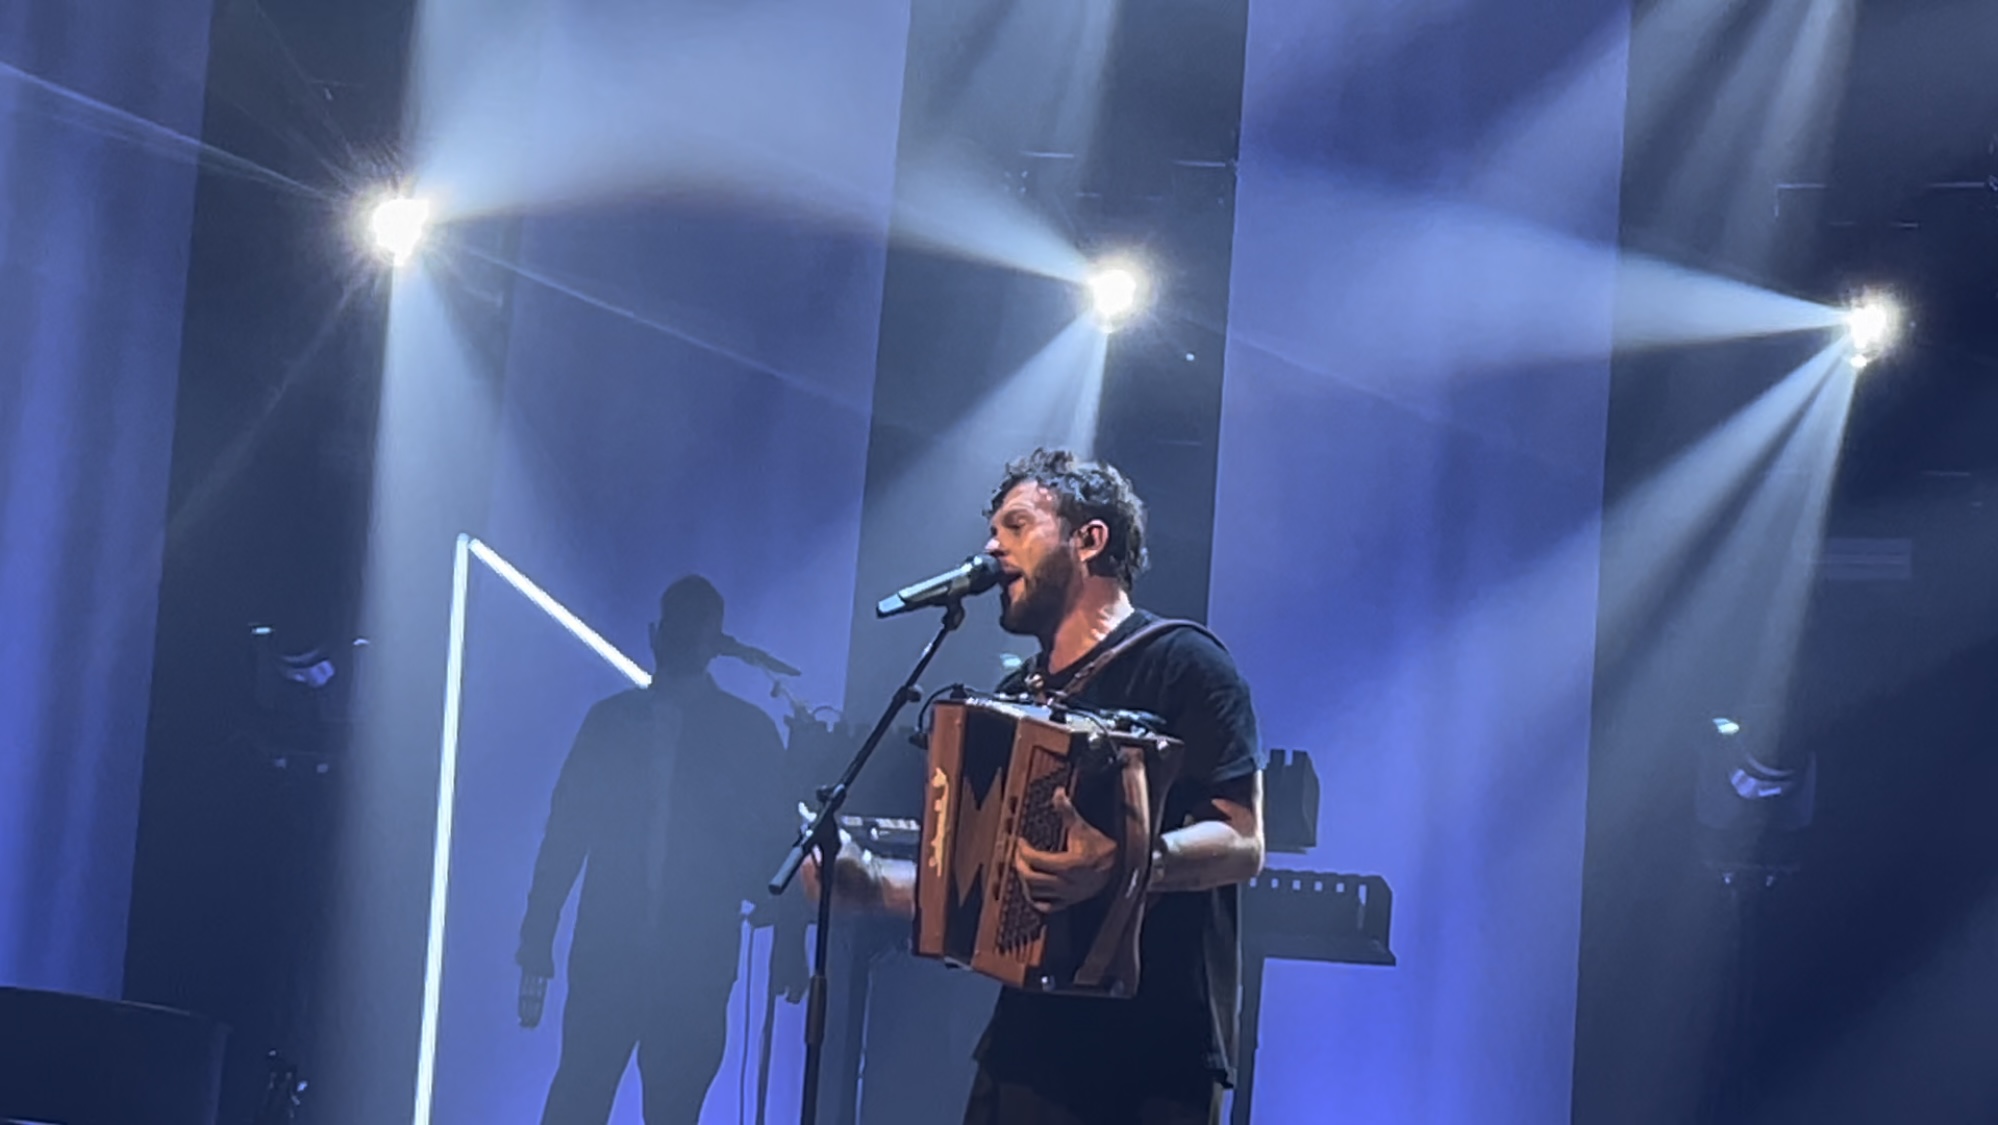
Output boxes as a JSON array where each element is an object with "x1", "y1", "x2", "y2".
[
  {"x1": 368, "y1": 194, "x2": 432, "y2": 266},
  {"x1": 1085, "y1": 258, "x2": 1148, "y2": 330},
  {"x1": 1843, "y1": 292, "x2": 1902, "y2": 366}
]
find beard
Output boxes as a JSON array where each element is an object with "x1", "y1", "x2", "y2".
[{"x1": 998, "y1": 550, "x2": 1078, "y2": 640}]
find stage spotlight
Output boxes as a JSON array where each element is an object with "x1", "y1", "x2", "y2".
[
  {"x1": 367, "y1": 194, "x2": 432, "y2": 266},
  {"x1": 1695, "y1": 712, "x2": 1816, "y2": 877},
  {"x1": 1843, "y1": 292, "x2": 1902, "y2": 367},
  {"x1": 1085, "y1": 259, "x2": 1148, "y2": 330}
]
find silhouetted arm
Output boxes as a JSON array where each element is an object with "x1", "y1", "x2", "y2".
[{"x1": 518, "y1": 706, "x2": 607, "y2": 976}]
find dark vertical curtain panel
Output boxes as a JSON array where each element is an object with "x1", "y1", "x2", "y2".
[{"x1": 0, "y1": 1, "x2": 213, "y2": 995}]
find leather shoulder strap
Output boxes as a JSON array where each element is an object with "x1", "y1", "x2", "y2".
[{"x1": 1044, "y1": 617, "x2": 1222, "y2": 705}]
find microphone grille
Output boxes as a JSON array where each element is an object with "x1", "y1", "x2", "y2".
[{"x1": 968, "y1": 553, "x2": 1004, "y2": 591}]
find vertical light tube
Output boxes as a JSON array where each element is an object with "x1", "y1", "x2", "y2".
[{"x1": 412, "y1": 532, "x2": 473, "y2": 1125}]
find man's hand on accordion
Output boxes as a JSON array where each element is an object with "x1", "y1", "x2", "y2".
[{"x1": 1013, "y1": 787, "x2": 1119, "y2": 913}]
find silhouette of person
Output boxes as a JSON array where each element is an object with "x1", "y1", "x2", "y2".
[{"x1": 517, "y1": 575, "x2": 808, "y2": 1124}]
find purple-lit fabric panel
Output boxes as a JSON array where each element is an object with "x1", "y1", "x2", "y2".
[
  {"x1": 423, "y1": 38, "x2": 905, "y2": 1125},
  {"x1": 0, "y1": 2, "x2": 212, "y2": 995},
  {"x1": 1212, "y1": 1, "x2": 1628, "y2": 1122}
]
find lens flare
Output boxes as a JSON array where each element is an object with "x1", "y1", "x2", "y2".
[
  {"x1": 1843, "y1": 292, "x2": 1902, "y2": 366},
  {"x1": 1084, "y1": 259, "x2": 1148, "y2": 330},
  {"x1": 368, "y1": 194, "x2": 433, "y2": 266}
]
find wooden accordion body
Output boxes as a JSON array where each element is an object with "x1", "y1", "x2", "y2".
[{"x1": 912, "y1": 690, "x2": 1183, "y2": 998}]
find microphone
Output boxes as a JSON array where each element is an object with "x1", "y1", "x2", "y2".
[
  {"x1": 719, "y1": 635, "x2": 802, "y2": 677},
  {"x1": 876, "y1": 554, "x2": 1004, "y2": 618}
]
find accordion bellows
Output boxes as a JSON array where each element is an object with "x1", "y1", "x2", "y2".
[{"x1": 912, "y1": 691, "x2": 1183, "y2": 997}]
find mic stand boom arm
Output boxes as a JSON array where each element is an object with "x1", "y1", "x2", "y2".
[{"x1": 766, "y1": 599, "x2": 967, "y2": 1125}]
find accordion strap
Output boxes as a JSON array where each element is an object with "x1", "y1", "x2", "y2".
[
  {"x1": 1071, "y1": 745, "x2": 1164, "y2": 990},
  {"x1": 1047, "y1": 618, "x2": 1214, "y2": 990},
  {"x1": 1042, "y1": 616, "x2": 1222, "y2": 707}
]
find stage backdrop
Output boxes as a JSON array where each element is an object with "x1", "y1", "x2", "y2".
[
  {"x1": 0, "y1": 0, "x2": 213, "y2": 995},
  {"x1": 416, "y1": 2, "x2": 911, "y2": 1122},
  {"x1": 396, "y1": 0, "x2": 1630, "y2": 1122},
  {"x1": 1211, "y1": 0, "x2": 1628, "y2": 1121}
]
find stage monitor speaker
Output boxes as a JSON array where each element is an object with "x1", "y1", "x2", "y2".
[{"x1": 0, "y1": 987, "x2": 227, "y2": 1125}]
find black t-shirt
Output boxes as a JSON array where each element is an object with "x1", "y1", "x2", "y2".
[{"x1": 974, "y1": 608, "x2": 1265, "y2": 1095}]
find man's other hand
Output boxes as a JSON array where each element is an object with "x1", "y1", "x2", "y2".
[{"x1": 799, "y1": 805, "x2": 875, "y2": 907}]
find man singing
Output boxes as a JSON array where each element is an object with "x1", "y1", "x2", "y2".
[{"x1": 812, "y1": 448, "x2": 1266, "y2": 1125}]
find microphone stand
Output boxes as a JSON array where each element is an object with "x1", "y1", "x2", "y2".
[{"x1": 767, "y1": 598, "x2": 968, "y2": 1125}]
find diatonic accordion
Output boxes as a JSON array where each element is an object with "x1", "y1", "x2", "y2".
[{"x1": 912, "y1": 691, "x2": 1183, "y2": 997}]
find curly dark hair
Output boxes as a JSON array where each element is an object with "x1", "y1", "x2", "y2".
[{"x1": 986, "y1": 448, "x2": 1149, "y2": 589}]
